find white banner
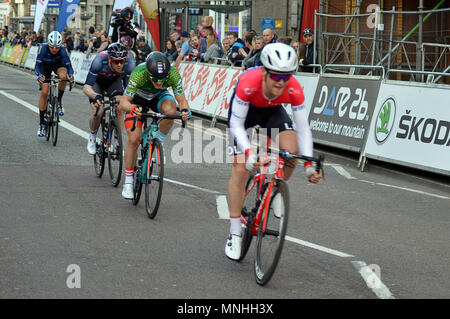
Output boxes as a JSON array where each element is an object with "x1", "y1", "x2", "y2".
[
  {"x1": 24, "y1": 46, "x2": 39, "y2": 69},
  {"x1": 362, "y1": 82, "x2": 450, "y2": 175},
  {"x1": 70, "y1": 51, "x2": 97, "y2": 84},
  {"x1": 34, "y1": 0, "x2": 49, "y2": 33}
]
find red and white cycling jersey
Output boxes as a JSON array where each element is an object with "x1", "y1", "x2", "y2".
[{"x1": 229, "y1": 67, "x2": 313, "y2": 157}]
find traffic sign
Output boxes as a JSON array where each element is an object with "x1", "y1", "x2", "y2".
[{"x1": 261, "y1": 17, "x2": 275, "y2": 30}]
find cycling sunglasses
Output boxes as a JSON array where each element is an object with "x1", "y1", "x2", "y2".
[
  {"x1": 267, "y1": 71, "x2": 292, "y2": 82},
  {"x1": 110, "y1": 58, "x2": 126, "y2": 65},
  {"x1": 49, "y1": 45, "x2": 61, "y2": 50},
  {"x1": 150, "y1": 75, "x2": 167, "y2": 83}
]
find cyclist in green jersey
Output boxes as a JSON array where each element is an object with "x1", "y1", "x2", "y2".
[{"x1": 119, "y1": 51, "x2": 191, "y2": 199}]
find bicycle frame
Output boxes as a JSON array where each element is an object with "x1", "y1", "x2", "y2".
[{"x1": 243, "y1": 130, "x2": 324, "y2": 237}]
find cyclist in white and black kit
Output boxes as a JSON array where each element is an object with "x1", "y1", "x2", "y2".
[{"x1": 83, "y1": 43, "x2": 136, "y2": 155}]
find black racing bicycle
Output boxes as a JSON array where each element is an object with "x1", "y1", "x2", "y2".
[
  {"x1": 41, "y1": 76, "x2": 72, "y2": 146},
  {"x1": 130, "y1": 110, "x2": 186, "y2": 219},
  {"x1": 93, "y1": 95, "x2": 123, "y2": 187}
]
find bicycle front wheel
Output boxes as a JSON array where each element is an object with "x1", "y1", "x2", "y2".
[
  {"x1": 239, "y1": 174, "x2": 261, "y2": 262},
  {"x1": 254, "y1": 179, "x2": 289, "y2": 286},
  {"x1": 93, "y1": 120, "x2": 106, "y2": 178},
  {"x1": 51, "y1": 97, "x2": 59, "y2": 146},
  {"x1": 145, "y1": 138, "x2": 164, "y2": 219},
  {"x1": 107, "y1": 120, "x2": 123, "y2": 187}
]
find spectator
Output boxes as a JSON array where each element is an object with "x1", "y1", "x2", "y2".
[
  {"x1": 244, "y1": 35, "x2": 264, "y2": 68},
  {"x1": 299, "y1": 28, "x2": 318, "y2": 72},
  {"x1": 164, "y1": 39, "x2": 177, "y2": 63},
  {"x1": 220, "y1": 38, "x2": 231, "y2": 65},
  {"x1": 202, "y1": 25, "x2": 223, "y2": 56},
  {"x1": 278, "y1": 37, "x2": 292, "y2": 45},
  {"x1": 174, "y1": 31, "x2": 191, "y2": 68},
  {"x1": 174, "y1": 40, "x2": 182, "y2": 62},
  {"x1": 36, "y1": 30, "x2": 44, "y2": 44},
  {"x1": 240, "y1": 33, "x2": 254, "y2": 57},
  {"x1": 199, "y1": 16, "x2": 219, "y2": 39},
  {"x1": 186, "y1": 34, "x2": 201, "y2": 61},
  {"x1": 226, "y1": 31, "x2": 245, "y2": 66},
  {"x1": 64, "y1": 31, "x2": 74, "y2": 52},
  {"x1": 2, "y1": 26, "x2": 8, "y2": 40},
  {"x1": 97, "y1": 34, "x2": 109, "y2": 52},
  {"x1": 169, "y1": 30, "x2": 180, "y2": 43},
  {"x1": 136, "y1": 36, "x2": 152, "y2": 64},
  {"x1": 201, "y1": 34, "x2": 221, "y2": 63},
  {"x1": 262, "y1": 28, "x2": 277, "y2": 44},
  {"x1": 291, "y1": 40, "x2": 299, "y2": 52}
]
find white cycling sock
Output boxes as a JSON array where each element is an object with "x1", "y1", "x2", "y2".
[{"x1": 229, "y1": 216, "x2": 242, "y2": 236}]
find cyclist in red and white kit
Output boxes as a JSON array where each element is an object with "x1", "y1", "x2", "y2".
[{"x1": 226, "y1": 43, "x2": 322, "y2": 260}]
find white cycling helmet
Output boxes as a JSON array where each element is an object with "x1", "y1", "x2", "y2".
[
  {"x1": 48, "y1": 31, "x2": 62, "y2": 47},
  {"x1": 260, "y1": 43, "x2": 298, "y2": 73}
]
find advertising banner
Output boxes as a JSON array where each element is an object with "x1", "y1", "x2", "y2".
[
  {"x1": 308, "y1": 76, "x2": 381, "y2": 151},
  {"x1": 56, "y1": 0, "x2": 81, "y2": 32},
  {"x1": 175, "y1": 62, "x2": 243, "y2": 119},
  {"x1": 70, "y1": 51, "x2": 97, "y2": 84},
  {"x1": 137, "y1": 0, "x2": 160, "y2": 51},
  {"x1": 24, "y1": 46, "x2": 39, "y2": 69},
  {"x1": 362, "y1": 83, "x2": 450, "y2": 175},
  {"x1": 34, "y1": 0, "x2": 49, "y2": 33}
]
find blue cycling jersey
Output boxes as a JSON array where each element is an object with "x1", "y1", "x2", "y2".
[
  {"x1": 34, "y1": 43, "x2": 74, "y2": 78},
  {"x1": 84, "y1": 50, "x2": 135, "y2": 87}
]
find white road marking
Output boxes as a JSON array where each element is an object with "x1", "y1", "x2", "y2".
[
  {"x1": 215, "y1": 195, "x2": 230, "y2": 219},
  {"x1": 285, "y1": 235, "x2": 354, "y2": 258},
  {"x1": 0, "y1": 89, "x2": 89, "y2": 140},
  {"x1": 331, "y1": 165, "x2": 356, "y2": 179},
  {"x1": 358, "y1": 179, "x2": 449, "y2": 200},
  {"x1": 164, "y1": 178, "x2": 220, "y2": 194},
  {"x1": 352, "y1": 261, "x2": 395, "y2": 299}
]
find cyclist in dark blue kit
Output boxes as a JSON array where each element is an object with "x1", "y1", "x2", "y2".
[
  {"x1": 83, "y1": 43, "x2": 136, "y2": 155},
  {"x1": 35, "y1": 31, "x2": 74, "y2": 137}
]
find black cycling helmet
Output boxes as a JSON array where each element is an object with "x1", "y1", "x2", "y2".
[
  {"x1": 107, "y1": 43, "x2": 127, "y2": 59},
  {"x1": 146, "y1": 51, "x2": 171, "y2": 79}
]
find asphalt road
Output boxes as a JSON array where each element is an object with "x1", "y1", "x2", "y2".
[{"x1": 0, "y1": 63, "x2": 449, "y2": 300}]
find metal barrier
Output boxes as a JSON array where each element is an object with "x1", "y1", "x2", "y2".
[
  {"x1": 323, "y1": 64, "x2": 385, "y2": 78},
  {"x1": 385, "y1": 69, "x2": 450, "y2": 83}
]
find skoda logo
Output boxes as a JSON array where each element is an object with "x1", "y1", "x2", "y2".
[{"x1": 375, "y1": 97, "x2": 396, "y2": 144}]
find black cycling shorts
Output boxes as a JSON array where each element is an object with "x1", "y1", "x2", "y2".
[
  {"x1": 92, "y1": 78, "x2": 125, "y2": 98},
  {"x1": 39, "y1": 61, "x2": 67, "y2": 79},
  {"x1": 227, "y1": 95, "x2": 294, "y2": 156}
]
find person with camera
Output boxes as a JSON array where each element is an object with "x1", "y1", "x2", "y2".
[{"x1": 111, "y1": 7, "x2": 139, "y2": 46}]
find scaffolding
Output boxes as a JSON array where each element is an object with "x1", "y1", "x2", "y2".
[{"x1": 314, "y1": 0, "x2": 450, "y2": 84}]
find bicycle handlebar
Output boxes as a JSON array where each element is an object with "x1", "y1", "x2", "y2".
[
  {"x1": 279, "y1": 150, "x2": 325, "y2": 174},
  {"x1": 42, "y1": 78, "x2": 73, "y2": 91},
  {"x1": 130, "y1": 111, "x2": 186, "y2": 132},
  {"x1": 94, "y1": 96, "x2": 118, "y2": 117}
]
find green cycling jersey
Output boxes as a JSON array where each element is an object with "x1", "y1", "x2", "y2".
[{"x1": 124, "y1": 63, "x2": 184, "y2": 101}]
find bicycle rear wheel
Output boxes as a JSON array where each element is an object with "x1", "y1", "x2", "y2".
[
  {"x1": 145, "y1": 138, "x2": 164, "y2": 219},
  {"x1": 238, "y1": 174, "x2": 261, "y2": 262},
  {"x1": 51, "y1": 96, "x2": 59, "y2": 146},
  {"x1": 93, "y1": 120, "x2": 106, "y2": 178},
  {"x1": 107, "y1": 120, "x2": 123, "y2": 187},
  {"x1": 254, "y1": 179, "x2": 289, "y2": 286}
]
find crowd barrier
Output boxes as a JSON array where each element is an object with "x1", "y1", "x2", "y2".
[{"x1": 0, "y1": 44, "x2": 448, "y2": 176}]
